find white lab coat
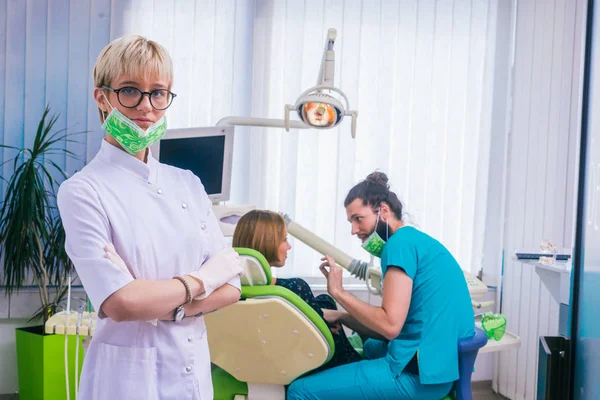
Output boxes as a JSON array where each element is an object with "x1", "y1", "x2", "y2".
[{"x1": 57, "y1": 139, "x2": 240, "y2": 400}]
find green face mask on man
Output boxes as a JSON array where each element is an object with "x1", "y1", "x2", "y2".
[{"x1": 361, "y1": 209, "x2": 389, "y2": 258}]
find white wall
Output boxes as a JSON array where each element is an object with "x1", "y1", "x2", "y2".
[
  {"x1": 494, "y1": 0, "x2": 588, "y2": 399},
  {"x1": 0, "y1": 319, "x2": 37, "y2": 395}
]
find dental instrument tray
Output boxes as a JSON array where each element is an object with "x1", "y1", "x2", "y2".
[{"x1": 514, "y1": 251, "x2": 571, "y2": 261}]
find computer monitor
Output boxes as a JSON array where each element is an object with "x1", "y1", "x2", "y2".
[{"x1": 150, "y1": 126, "x2": 234, "y2": 202}]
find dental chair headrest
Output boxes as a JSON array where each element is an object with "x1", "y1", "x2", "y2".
[{"x1": 235, "y1": 248, "x2": 273, "y2": 286}]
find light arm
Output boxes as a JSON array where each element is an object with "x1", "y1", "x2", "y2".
[
  {"x1": 216, "y1": 116, "x2": 308, "y2": 129},
  {"x1": 317, "y1": 28, "x2": 337, "y2": 87}
]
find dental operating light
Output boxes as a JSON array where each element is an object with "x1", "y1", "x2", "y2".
[
  {"x1": 284, "y1": 29, "x2": 358, "y2": 138},
  {"x1": 217, "y1": 28, "x2": 357, "y2": 138}
]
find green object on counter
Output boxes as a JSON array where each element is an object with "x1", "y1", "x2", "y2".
[{"x1": 481, "y1": 312, "x2": 507, "y2": 341}]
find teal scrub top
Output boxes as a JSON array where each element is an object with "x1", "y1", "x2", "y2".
[{"x1": 380, "y1": 226, "x2": 475, "y2": 385}]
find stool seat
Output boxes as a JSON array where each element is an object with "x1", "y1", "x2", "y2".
[
  {"x1": 455, "y1": 328, "x2": 488, "y2": 400},
  {"x1": 458, "y1": 328, "x2": 489, "y2": 352}
]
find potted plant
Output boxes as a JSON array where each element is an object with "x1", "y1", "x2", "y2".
[{"x1": 0, "y1": 106, "x2": 84, "y2": 399}]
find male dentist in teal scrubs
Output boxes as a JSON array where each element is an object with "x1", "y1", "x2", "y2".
[{"x1": 287, "y1": 172, "x2": 475, "y2": 400}]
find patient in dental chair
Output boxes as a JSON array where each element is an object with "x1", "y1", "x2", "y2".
[{"x1": 232, "y1": 210, "x2": 363, "y2": 373}]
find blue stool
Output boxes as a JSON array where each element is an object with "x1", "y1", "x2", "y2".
[{"x1": 453, "y1": 327, "x2": 489, "y2": 400}]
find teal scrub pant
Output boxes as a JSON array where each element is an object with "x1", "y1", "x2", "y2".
[{"x1": 287, "y1": 339, "x2": 453, "y2": 400}]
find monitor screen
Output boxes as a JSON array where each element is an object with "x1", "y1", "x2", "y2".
[{"x1": 158, "y1": 136, "x2": 225, "y2": 196}]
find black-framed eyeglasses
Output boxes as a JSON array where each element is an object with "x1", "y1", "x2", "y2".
[{"x1": 101, "y1": 85, "x2": 177, "y2": 110}]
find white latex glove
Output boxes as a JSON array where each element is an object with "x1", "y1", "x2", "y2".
[
  {"x1": 104, "y1": 244, "x2": 158, "y2": 326},
  {"x1": 189, "y1": 247, "x2": 244, "y2": 300},
  {"x1": 104, "y1": 243, "x2": 130, "y2": 274}
]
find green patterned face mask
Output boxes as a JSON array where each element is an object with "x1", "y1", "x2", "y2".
[
  {"x1": 102, "y1": 107, "x2": 166, "y2": 155},
  {"x1": 361, "y1": 211, "x2": 387, "y2": 258}
]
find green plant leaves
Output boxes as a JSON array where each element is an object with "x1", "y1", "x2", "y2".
[{"x1": 0, "y1": 106, "x2": 83, "y2": 323}]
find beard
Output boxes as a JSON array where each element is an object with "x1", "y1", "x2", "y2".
[{"x1": 375, "y1": 219, "x2": 391, "y2": 242}]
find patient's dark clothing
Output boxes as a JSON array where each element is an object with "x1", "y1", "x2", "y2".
[{"x1": 275, "y1": 277, "x2": 363, "y2": 372}]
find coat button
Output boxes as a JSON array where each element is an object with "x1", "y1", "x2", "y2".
[
  {"x1": 182, "y1": 202, "x2": 188, "y2": 209},
  {"x1": 185, "y1": 365, "x2": 192, "y2": 373},
  {"x1": 201, "y1": 224, "x2": 207, "y2": 231},
  {"x1": 187, "y1": 336, "x2": 193, "y2": 343},
  {"x1": 157, "y1": 189, "x2": 163, "y2": 195}
]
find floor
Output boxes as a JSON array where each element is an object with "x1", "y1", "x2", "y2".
[
  {"x1": 0, "y1": 382, "x2": 509, "y2": 400},
  {"x1": 472, "y1": 381, "x2": 510, "y2": 400}
]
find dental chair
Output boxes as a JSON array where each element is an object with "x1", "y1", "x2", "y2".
[
  {"x1": 206, "y1": 248, "x2": 335, "y2": 400},
  {"x1": 206, "y1": 248, "x2": 488, "y2": 400}
]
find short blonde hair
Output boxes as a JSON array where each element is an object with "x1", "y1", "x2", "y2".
[
  {"x1": 232, "y1": 210, "x2": 286, "y2": 265},
  {"x1": 93, "y1": 35, "x2": 173, "y2": 121}
]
